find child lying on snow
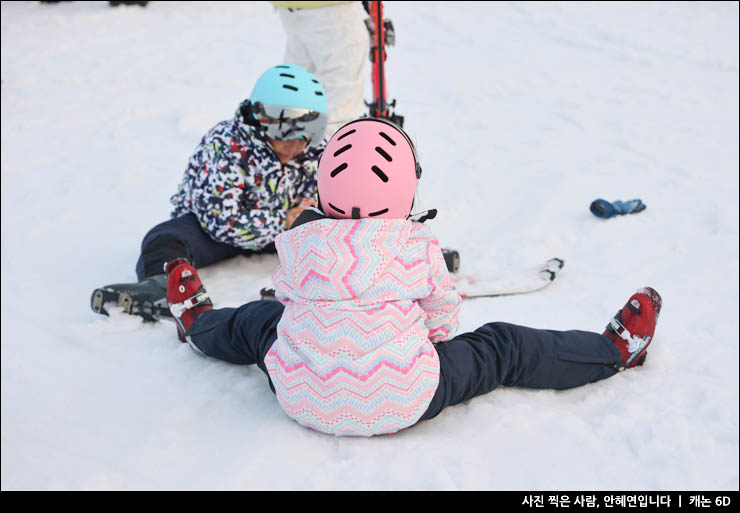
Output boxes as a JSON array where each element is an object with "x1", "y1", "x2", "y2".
[{"x1": 162, "y1": 118, "x2": 662, "y2": 437}]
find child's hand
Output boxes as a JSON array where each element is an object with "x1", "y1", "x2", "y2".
[{"x1": 286, "y1": 198, "x2": 318, "y2": 228}]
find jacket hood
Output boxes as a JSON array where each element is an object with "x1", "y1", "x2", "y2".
[{"x1": 273, "y1": 218, "x2": 419, "y2": 302}]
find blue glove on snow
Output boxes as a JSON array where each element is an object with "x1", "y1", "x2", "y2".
[{"x1": 590, "y1": 199, "x2": 646, "y2": 219}]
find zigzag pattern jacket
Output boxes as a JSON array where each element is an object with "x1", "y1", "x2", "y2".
[{"x1": 265, "y1": 216, "x2": 462, "y2": 436}]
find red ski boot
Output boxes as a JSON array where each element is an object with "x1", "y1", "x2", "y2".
[
  {"x1": 164, "y1": 258, "x2": 213, "y2": 342},
  {"x1": 603, "y1": 287, "x2": 662, "y2": 369}
]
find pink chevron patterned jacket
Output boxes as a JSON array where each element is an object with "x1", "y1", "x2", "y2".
[{"x1": 264, "y1": 217, "x2": 461, "y2": 436}]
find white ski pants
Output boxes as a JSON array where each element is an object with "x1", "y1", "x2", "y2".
[{"x1": 275, "y1": 2, "x2": 370, "y2": 137}]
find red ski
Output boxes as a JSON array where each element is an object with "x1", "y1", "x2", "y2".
[{"x1": 365, "y1": 1, "x2": 404, "y2": 126}]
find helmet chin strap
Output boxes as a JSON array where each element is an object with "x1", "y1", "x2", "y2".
[
  {"x1": 405, "y1": 193, "x2": 437, "y2": 223},
  {"x1": 408, "y1": 209, "x2": 437, "y2": 223}
]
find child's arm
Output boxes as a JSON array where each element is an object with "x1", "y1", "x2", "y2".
[
  {"x1": 418, "y1": 239, "x2": 462, "y2": 342},
  {"x1": 271, "y1": 260, "x2": 293, "y2": 304},
  {"x1": 182, "y1": 137, "x2": 290, "y2": 251}
]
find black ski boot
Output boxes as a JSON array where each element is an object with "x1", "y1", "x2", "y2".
[{"x1": 91, "y1": 274, "x2": 171, "y2": 322}]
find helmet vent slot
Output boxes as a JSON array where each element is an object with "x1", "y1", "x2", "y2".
[
  {"x1": 375, "y1": 147, "x2": 392, "y2": 162},
  {"x1": 279, "y1": 73, "x2": 295, "y2": 79},
  {"x1": 315, "y1": 91, "x2": 324, "y2": 96},
  {"x1": 282, "y1": 85, "x2": 298, "y2": 91},
  {"x1": 333, "y1": 144, "x2": 352, "y2": 157},
  {"x1": 379, "y1": 132, "x2": 396, "y2": 146},
  {"x1": 328, "y1": 203, "x2": 346, "y2": 215},
  {"x1": 337, "y1": 129, "x2": 356, "y2": 141},
  {"x1": 368, "y1": 208, "x2": 389, "y2": 217},
  {"x1": 371, "y1": 166, "x2": 389, "y2": 182},
  {"x1": 330, "y1": 163, "x2": 348, "y2": 177}
]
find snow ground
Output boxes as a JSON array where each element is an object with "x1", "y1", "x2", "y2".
[{"x1": 1, "y1": 1, "x2": 738, "y2": 491}]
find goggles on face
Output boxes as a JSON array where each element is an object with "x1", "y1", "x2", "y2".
[{"x1": 251, "y1": 102, "x2": 328, "y2": 148}]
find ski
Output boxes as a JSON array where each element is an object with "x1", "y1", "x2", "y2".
[
  {"x1": 365, "y1": 1, "x2": 404, "y2": 126},
  {"x1": 453, "y1": 258, "x2": 565, "y2": 299},
  {"x1": 259, "y1": 255, "x2": 563, "y2": 301}
]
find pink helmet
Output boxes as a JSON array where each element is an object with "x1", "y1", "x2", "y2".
[{"x1": 317, "y1": 118, "x2": 422, "y2": 220}]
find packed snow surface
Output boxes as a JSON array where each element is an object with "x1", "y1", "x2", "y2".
[{"x1": 1, "y1": 1, "x2": 738, "y2": 490}]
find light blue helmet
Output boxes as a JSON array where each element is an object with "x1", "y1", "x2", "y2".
[{"x1": 248, "y1": 64, "x2": 329, "y2": 147}]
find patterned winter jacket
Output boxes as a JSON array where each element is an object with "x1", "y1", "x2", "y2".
[
  {"x1": 264, "y1": 217, "x2": 462, "y2": 436},
  {"x1": 170, "y1": 100, "x2": 325, "y2": 250}
]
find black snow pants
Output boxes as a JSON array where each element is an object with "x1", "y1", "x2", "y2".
[
  {"x1": 185, "y1": 300, "x2": 622, "y2": 423},
  {"x1": 135, "y1": 214, "x2": 275, "y2": 281}
]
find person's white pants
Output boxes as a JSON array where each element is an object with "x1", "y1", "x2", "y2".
[{"x1": 276, "y1": 2, "x2": 370, "y2": 138}]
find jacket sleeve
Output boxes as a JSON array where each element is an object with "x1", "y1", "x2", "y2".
[
  {"x1": 182, "y1": 136, "x2": 288, "y2": 251},
  {"x1": 418, "y1": 238, "x2": 462, "y2": 342},
  {"x1": 271, "y1": 261, "x2": 292, "y2": 304}
]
